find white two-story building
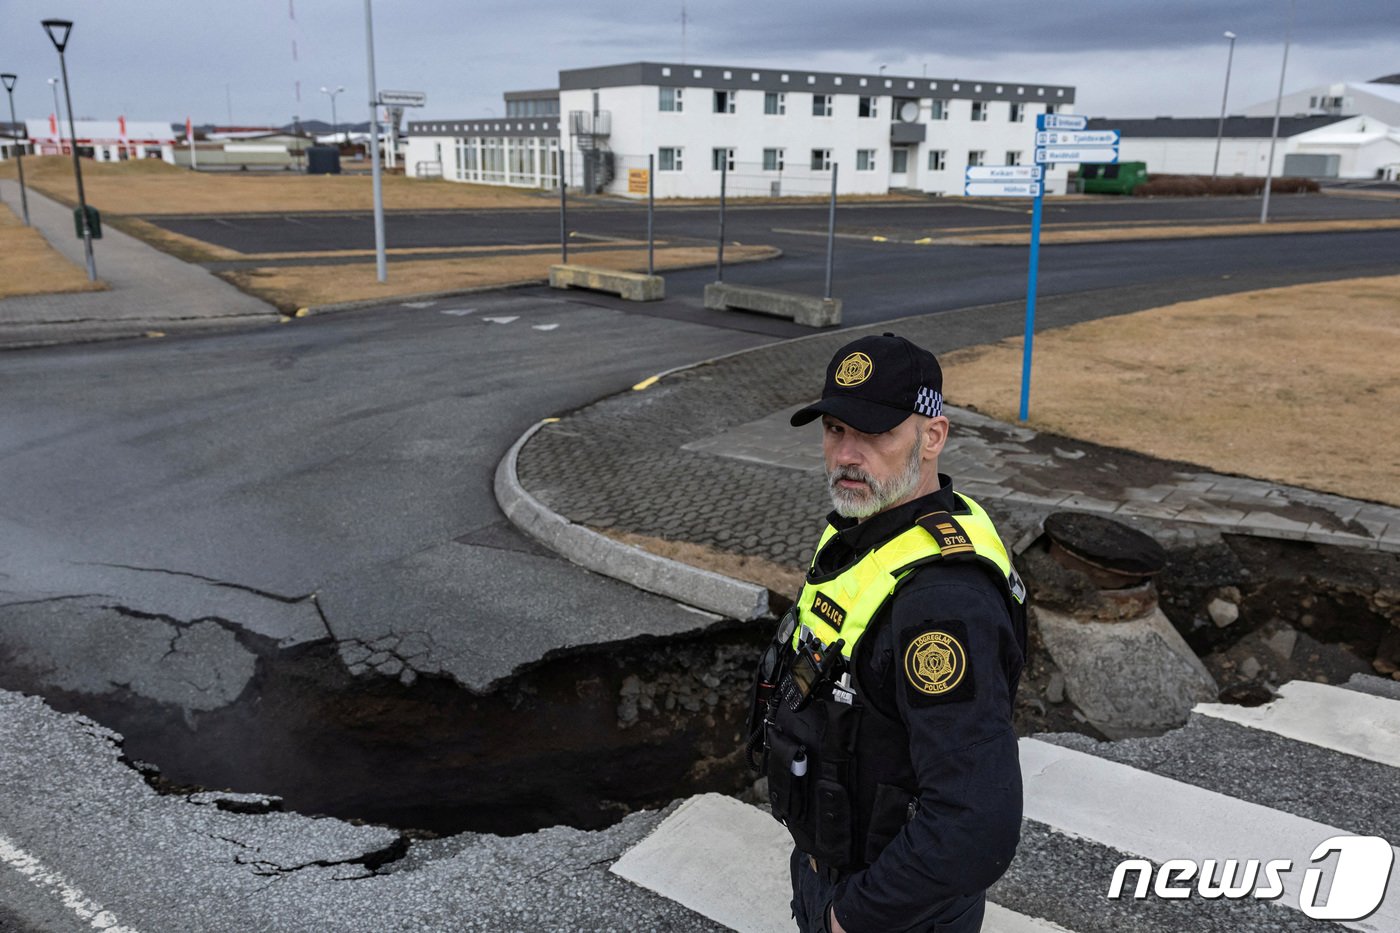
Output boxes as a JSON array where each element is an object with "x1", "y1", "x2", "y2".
[{"x1": 406, "y1": 60, "x2": 1076, "y2": 198}]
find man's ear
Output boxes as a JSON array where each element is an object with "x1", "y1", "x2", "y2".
[{"x1": 923, "y1": 415, "x2": 950, "y2": 460}]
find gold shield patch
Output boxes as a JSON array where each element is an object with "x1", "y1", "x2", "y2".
[
  {"x1": 834, "y1": 352, "x2": 873, "y2": 387},
  {"x1": 903, "y1": 630, "x2": 967, "y2": 696}
]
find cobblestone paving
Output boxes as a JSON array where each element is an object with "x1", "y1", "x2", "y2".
[{"x1": 517, "y1": 320, "x2": 1400, "y2": 574}]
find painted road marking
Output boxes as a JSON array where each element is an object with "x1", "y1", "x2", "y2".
[
  {"x1": 439, "y1": 308, "x2": 478, "y2": 316},
  {"x1": 481, "y1": 316, "x2": 518, "y2": 324},
  {"x1": 403, "y1": 300, "x2": 437, "y2": 309},
  {"x1": 1020, "y1": 738, "x2": 1400, "y2": 929},
  {"x1": 0, "y1": 832, "x2": 141, "y2": 933},
  {"x1": 611, "y1": 794, "x2": 1077, "y2": 933},
  {"x1": 532, "y1": 324, "x2": 559, "y2": 331},
  {"x1": 1194, "y1": 681, "x2": 1400, "y2": 768}
]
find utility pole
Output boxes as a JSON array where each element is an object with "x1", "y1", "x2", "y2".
[
  {"x1": 1260, "y1": 0, "x2": 1295, "y2": 224},
  {"x1": 364, "y1": 0, "x2": 386, "y2": 282}
]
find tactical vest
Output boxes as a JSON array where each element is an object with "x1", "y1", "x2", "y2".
[{"x1": 760, "y1": 492, "x2": 1026, "y2": 872}]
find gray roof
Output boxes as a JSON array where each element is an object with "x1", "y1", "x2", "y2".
[
  {"x1": 504, "y1": 89, "x2": 559, "y2": 101},
  {"x1": 1086, "y1": 115, "x2": 1349, "y2": 138},
  {"x1": 407, "y1": 117, "x2": 561, "y2": 138},
  {"x1": 558, "y1": 61, "x2": 1075, "y2": 105}
]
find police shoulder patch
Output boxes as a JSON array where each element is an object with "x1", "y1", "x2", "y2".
[{"x1": 900, "y1": 619, "x2": 976, "y2": 705}]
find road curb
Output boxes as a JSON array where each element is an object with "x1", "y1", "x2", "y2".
[{"x1": 494, "y1": 421, "x2": 771, "y2": 622}]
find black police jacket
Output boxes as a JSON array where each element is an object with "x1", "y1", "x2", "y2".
[{"x1": 773, "y1": 479, "x2": 1025, "y2": 933}]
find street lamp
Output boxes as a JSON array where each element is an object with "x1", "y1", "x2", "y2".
[
  {"x1": 1261, "y1": 0, "x2": 1295, "y2": 224},
  {"x1": 41, "y1": 18, "x2": 96, "y2": 281},
  {"x1": 1211, "y1": 31, "x2": 1237, "y2": 180},
  {"x1": 0, "y1": 74, "x2": 31, "y2": 225},
  {"x1": 321, "y1": 84, "x2": 345, "y2": 147}
]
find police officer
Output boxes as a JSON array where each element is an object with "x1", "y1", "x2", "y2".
[{"x1": 748, "y1": 333, "x2": 1027, "y2": 933}]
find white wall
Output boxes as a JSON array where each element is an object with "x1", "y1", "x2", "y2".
[{"x1": 1113, "y1": 116, "x2": 1399, "y2": 178}]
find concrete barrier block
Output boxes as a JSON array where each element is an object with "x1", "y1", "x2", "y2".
[
  {"x1": 549, "y1": 264, "x2": 665, "y2": 302},
  {"x1": 703, "y1": 282, "x2": 840, "y2": 327}
]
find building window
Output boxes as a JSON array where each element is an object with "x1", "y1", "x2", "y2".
[
  {"x1": 1006, "y1": 151, "x2": 1022, "y2": 166},
  {"x1": 763, "y1": 148, "x2": 785, "y2": 171},
  {"x1": 764, "y1": 91, "x2": 786, "y2": 115},
  {"x1": 659, "y1": 87, "x2": 683, "y2": 112},
  {"x1": 930, "y1": 99, "x2": 949, "y2": 121},
  {"x1": 658, "y1": 147, "x2": 683, "y2": 171},
  {"x1": 928, "y1": 150, "x2": 946, "y2": 171},
  {"x1": 812, "y1": 94, "x2": 833, "y2": 117},
  {"x1": 967, "y1": 150, "x2": 985, "y2": 167},
  {"x1": 713, "y1": 90, "x2": 736, "y2": 114},
  {"x1": 1045, "y1": 103, "x2": 1058, "y2": 115},
  {"x1": 856, "y1": 149, "x2": 877, "y2": 171},
  {"x1": 810, "y1": 148, "x2": 832, "y2": 171},
  {"x1": 858, "y1": 96, "x2": 878, "y2": 118},
  {"x1": 891, "y1": 149, "x2": 908, "y2": 173},
  {"x1": 1009, "y1": 102, "x2": 1025, "y2": 123},
  {"x1": 711, "y1": 147, "x2": 736, "y2": 172},
  {"x1": 971, "y1": 101, "x2": 988, "y2": 121}
]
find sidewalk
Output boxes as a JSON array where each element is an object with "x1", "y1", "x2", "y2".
[
  {"x1": 0, "y1": 179, "x2": 278, "y2": 349},
  {"x1": 508, "y1": 312, "x2": 1400, "y2": 618}
]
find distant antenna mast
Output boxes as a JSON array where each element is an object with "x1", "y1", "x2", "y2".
[{"x1": 680, "y1": 2, "x2": 688, "y2": 63}]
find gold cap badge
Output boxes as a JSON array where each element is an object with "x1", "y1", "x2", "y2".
[{"x1": 834, "y1": 352, "x2": 873, "y2": 387}]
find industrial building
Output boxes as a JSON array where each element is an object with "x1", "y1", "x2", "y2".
[
  {"x1": 1240, "y1": 74, "x2": 1400, "y2": 128},
  {"x1": 1087, "y1": 114, "x2": 1400, "y2": 180},
  {"x1": 21, "y1": 118, "x2": 175, "y2": 163},
  {"x1": 405, "y1": 61, "x2": 1076, "y2": 197}
]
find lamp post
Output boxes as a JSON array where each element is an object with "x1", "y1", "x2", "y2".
[
  {"x1": 321, "y1": 84, "x2": 345, "y2": 147},
  {"x1": 1, "y1": 74, "x2": 31, "y2": 225},
  {"x1": 1211, "y1": 31, "x2": 1237, "y2": 181},
  {"x1": 363, "y1": 0, "x2": 386, "y2": 282},
  {"x1": 1261, "y1": 0, "x2": 1295, "y2": 224},
  {"x1": 41, "y1": 18, "x2": 96, "y2": 281}
]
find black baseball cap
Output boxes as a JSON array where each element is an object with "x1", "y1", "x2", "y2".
[{"x1": 790, "y1": 333, "x2": 944, "y2": 434}]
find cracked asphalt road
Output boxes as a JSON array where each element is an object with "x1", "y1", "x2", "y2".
[{"x1": 0, "y1": 294, "x2": 769, "y2": 710}]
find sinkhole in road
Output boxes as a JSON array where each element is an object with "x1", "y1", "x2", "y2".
[
  {"x1": 38, "y1": 621, "x2": 772, "y2": 838},
  {"x1": 4, "y1": 533, "x2": 1397, "y2": 839}
]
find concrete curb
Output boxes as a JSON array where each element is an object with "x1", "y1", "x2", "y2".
[
  {"x1": 494, "y1": 421, "x2": 771, "y2": 622},
  {"x1": 295, "y1": 247, "x2": 783, "y2": 318}
]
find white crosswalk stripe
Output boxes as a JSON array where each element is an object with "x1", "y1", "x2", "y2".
[
  {"x1": 1194, "y1": 680, "x2": 1400, "y2": 768},
  {"x1": 610, "y1": 680, "x2": 1400, "y2": 932}
]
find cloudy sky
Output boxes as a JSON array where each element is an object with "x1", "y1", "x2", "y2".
[{"x1": 2, "y1": 1, "x2": 1396, "y2": 126}]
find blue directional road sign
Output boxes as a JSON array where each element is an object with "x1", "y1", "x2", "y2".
[
  {"x1": 1035, "y1": 147, "x2": 1119, "y2": 164},
  {"x1": 1035, "y1": 130, "x2": 1120, "y2": 148},
  {"x1": 965, "y1": 165, "x2": 1043, "y2": 182},
  {"x1": 1037, "y1": 113, "x2": 1088, "y2": 131},
  {"x1": 964, "y1": 181, "x2": 1041, "y2": 197}
]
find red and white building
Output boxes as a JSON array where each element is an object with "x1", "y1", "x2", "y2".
[{"x1": 22, "y1": 117, "x2": 176, "y2": 163}]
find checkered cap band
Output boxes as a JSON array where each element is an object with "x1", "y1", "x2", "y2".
[{"x1": 915, "y1": 386, "x2": 943, "y2": 417}]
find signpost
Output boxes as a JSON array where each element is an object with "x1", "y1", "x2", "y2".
[
  {"x1": 377, "y1": 90, "x2": 426, "y2": 108},
  {"x1": 1017, "y1": 113, "x2": 1121, "y2": 421},
  {"x1": 963, "y1": 181, "x2": 1041, "y2": 197}
]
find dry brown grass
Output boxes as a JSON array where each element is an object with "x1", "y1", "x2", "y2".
[
  {"x1": 941, "y1": 276, "x2": 1400, "y2": 506},
  {"x1": 0, "y1": 201, "x2": 106, "y2": 298},
  {"x1": 0, "y1": 156, "x2": 550, "y2": 214},
  {"x1": 223, "y1": 244, "x2": 778, "y2": 312},
  {"x1": 597, "y1": 528, "x2": 804, "y2": 594}
]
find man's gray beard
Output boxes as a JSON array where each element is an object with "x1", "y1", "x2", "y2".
[{"x1": 826, "y1": 436, "x2": 923, "y2": 519}]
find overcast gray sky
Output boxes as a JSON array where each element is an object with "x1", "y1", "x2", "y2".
[{"x1": 2, "y1": 1, "x2": 1396, "y2": 126}]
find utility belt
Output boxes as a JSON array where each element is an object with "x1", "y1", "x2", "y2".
[{"x1": 745, "y1": 608, "x2": 919, "y2": 872}]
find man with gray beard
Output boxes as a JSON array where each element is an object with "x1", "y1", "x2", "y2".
[{"x1": 748, "y1": 333, "x2": 1028, "y2": 933}]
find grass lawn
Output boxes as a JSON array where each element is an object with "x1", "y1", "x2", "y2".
[
  {"x1": 0, "y1": 157, "x2": 551, "y2": 215},
  {"x1": 0, "y1": 201, "x2": 105, "y2": 299},
  {"x1": 941, "y1": 275, "x2": 1400, "y2": 506}
]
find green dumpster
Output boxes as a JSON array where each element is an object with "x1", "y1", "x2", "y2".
[
  {"x1": 1080, "y1": 162, "x2": 1148, "y2": 195},
  {"x1": 73, "y1": 204, "x2": 102, "y2": 239}
]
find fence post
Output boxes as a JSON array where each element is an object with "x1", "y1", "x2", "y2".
[
  {"x1": 824, "y1": 163, "x2": 838, "y2": 300},
  {"x1": 560, "y1": 150, "x2": 568, "y2": 264},
  {"x1": 647, "y1": 153, "x2": 655, "y2": 276},
  {"x1": 716, "y1": 158, "x2": 727, "y2": 282}
]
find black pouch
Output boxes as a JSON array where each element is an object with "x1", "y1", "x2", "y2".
[
  {"x1": 864, "y1": 783, "x2": 918, "y2": 863},
  {"x1": 765, "y1": 727, "x2": 809, "y2": 826},
  {"x1": 813, "y1": 778, "x2": 853, "y2": 866}
]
